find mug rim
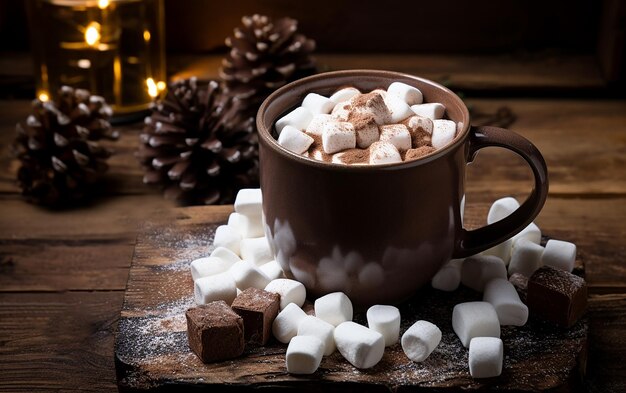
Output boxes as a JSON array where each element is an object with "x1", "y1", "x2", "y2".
[{"x1": 256, "y1": 69, "x2": 471, "y2": 171}]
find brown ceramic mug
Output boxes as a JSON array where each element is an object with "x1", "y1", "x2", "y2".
[{"x1": 257, "y1": 70, "x2": 548, "y2": 307}]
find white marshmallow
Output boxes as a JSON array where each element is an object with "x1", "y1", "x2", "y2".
[
  {"x1": 322, "y1": 121, "x2": 356, "y2": 154},
  {"x1": 358, "y1": 262, "x2": 385, "y2": 289},
  {"x1": 512, "y1": 222, "x2": 542, "y2": 245},
  {"x1": 306, "y1": 114, "x2": 336, "y2": 136},
  {"x1": 508, "y1": 239, "x2": 544, "y2": 277},
  {"x1": 228, "y1": 212, "x2": 264, "y2": 239},
  {"x1": 286, "y1": 335, "x2": 324, "y2": 374},
  {"x1": 387, "y1": 82, "x2": 423, "y2": 105},
  {"x1": 452, "y1": 301, "x2": 500, "y2": 347},
  {"x1": 483, "y1": 278, "x2": 528, "y2": 326},
  {"x1": 190, "y1": 256, "x2": 236, "y2": 281},
  {"x1": 487, "y1": 197, "x2": 520, "y2": 224},
  {"x1": 379, "y1": 124, "x2": 412, "y2": 152},
  {"x1": 259, "y1": 260, "x2": 285, "y2": 280},
  {"x1": 401, "y1": 320, "x2": 442, "y2": 362},
  {"x1": 234, "y1": 188, "x2": 263, "y2": 216},
  {"x1": 461, "y1": 255, "x2": 507, "y2": 292},
  {"x1": 213, "y1": 225, "x2": 242, "y2": 255},
  {"x1": 351, "y1": 92, "x2": 390, "y2": 125},
  {"x1": 369, "y1": 141, "x2": 402, "y2": 165},
  {"x1": 410, "y1": 103, "x2": 445, "y2": 120},
  {"x1": 278, "y1": 125, "x2": 314, "y2": 154},
  {"x1": 431, "y1": 258, "x2": 463, "y2": 291},
  {"x1": 314, "y1": 292, "x2": 353, "y2": 327},
  {"x1": 240, "y1": 237, "x2": 273, "y2": 266},
  {"x1": 329, "y1": 87, "x2": 360, "y2": 104},
  {"x1": 265, "y1": 278, "x2": 306, "y2": 309},
  {"x1": 481, "y1": 238, "x2": 513, "y2": 266},
  {"x1": 468, "y1": 337, "x2": 503, "y2": 378},
  {"x1": 404, "y1": 115, "x2": 433, "y2": 135},
  {"x1": 331, "y1": 100, "x2": 351, "y2": 121},
  {"x1": 210, "y1": 246, "x2": 242, "y2": 264},
  {"x1": 302, "y1": 93, "x2": 335, "y2": 115},
  {"x1": 229, "y1": 259, "x2": 271, "y2": 290},
  {"x1": 273, "y1": 302, "x2": 308, "y2": 343},
  {"x1": 431, "y1": 119, "x2": 457, "y2": 149},
  {"x1": 366, "y1": 305, "x2": 401, "y2": 346},
  {"x1": 297, "y1": 315, "x2": 336, "y2": 356},
  {"x1": 334, "y1": 321, "x2": 385, "y2": 369},
  {"x1": 542, "y1": 239, "x2": 577, "y2": 272},
  {"x1": 275, "y1": 107, "x2": 313, "y2": 134},
  {"x1": 352, "y1": 117, "x2": 380, "y2": 148},
  {"x1": 194, "y1": 272, "x2": 237, "y2": 305},
  {"x1": 384, "y1": 95, "x2": 415, "y2": 123}
]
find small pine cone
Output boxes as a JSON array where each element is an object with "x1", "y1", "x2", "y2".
[
  {"x1": 137, "y1": 78, "x2": 258, "y2": 205},
  {"x1": 220, "y1": 14, "x2": 316, "y2": 120},
  {"x1": 11, "y1": 86, "x2": 118, "y2": 207}
]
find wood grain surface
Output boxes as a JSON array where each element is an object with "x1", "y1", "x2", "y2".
[{"x1": 1, "y1": 56, "x2": 625, "y2": 392}]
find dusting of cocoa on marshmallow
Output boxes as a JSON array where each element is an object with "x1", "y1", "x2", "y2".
[
  {"x1": 338, "y1": 148, "x2": 370, "y2": 165},
  {"x1": 405, "y1": 146, "x2": 437, "y2": 161},
  {"x1": 307, "y1": 134, "x2": 333, "y2": 163}
]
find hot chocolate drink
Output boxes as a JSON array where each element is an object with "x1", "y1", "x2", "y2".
[{"x1": 274, "y1": 82, "x2": 458, "y2": 165}]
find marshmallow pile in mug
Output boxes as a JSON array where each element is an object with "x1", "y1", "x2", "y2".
[{"x1": 274, "y1": 82, "x2": 459, "y2": 165}]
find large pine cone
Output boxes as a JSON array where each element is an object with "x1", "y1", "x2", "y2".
[
  {"x1": 137, "y1": 78, "x2": 258, "y2": 205},
  {"x1": 220, "y1": 14, "x2": 316, "y2": 120},
  {"x1": 12, "y1": 86, "x2": 118, "y2": 207}
]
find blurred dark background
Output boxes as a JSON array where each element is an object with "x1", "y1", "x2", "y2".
[{"x1": 0, "y1": 0, "x2": 624, "y2": 97}]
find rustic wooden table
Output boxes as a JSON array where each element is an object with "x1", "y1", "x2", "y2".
[{"x1": 1, "y1": 54, "x2": 625, "y2": 392}]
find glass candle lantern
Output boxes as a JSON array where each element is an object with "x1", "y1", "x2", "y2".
[{"x1": 27, "y1": 0, "x2": 166, "y2": 116}]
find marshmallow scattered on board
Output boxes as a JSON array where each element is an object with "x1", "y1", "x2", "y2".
[
  {"x1": 401, "y1": 320, "x2": 442, "y2": 362},
  {"x1": 452, "y1": 301, "x2": 500, "y2": 347},
  {"x1": 487, "y1": 197, "x2": 520, "y2": 224},
  {"x1": 240, "y1": 237, "x2": 273, "y2": 266},
  {"x1": 265, "y1": 278, "x2": 306, "y2": 309},
  {"x1": 315, "y1": 292, "x2": 354, "y2": 327},
  {"x1": 210, "y1": 246, "x2": 241, "y2": 264},
  {"x1": 297, "y1": 315, "x2": 336, "y2": 356},
  {"x1": 461, "y1": 255, "x2": 507, "y2": 292},
  {"x1": 273, "y1": 302, "x2": 308, "y2": 343},
  {"x1": 213, "y1": 225, "x2": 241, "y2": 255},
  {"x1": 229, "y1": 260, "x2": 271, "y2": 290},
  {"x1": 542, "y1": 239, "x2": 577, "y2": 272},
  {"x1": 259, "y1": 260, "x2": 285, "y2": 280},
  {"x1": 190, "y1": 256, "x2": 235, "y2": 281},
  {"x1": 228, "y1": 212, "x2": 264, "y2": 239},
  {"x1": 334, "y1": 321, "x2": 385, "y2": 369},
  {"x1": 194, "y1": 272, "x2": 237, "y2": 305},
  {"x1": 512, "y1": 222, "x2": 542, "y2": 245},
  {"x1": 286, "y1": 335, "x2": 325, "y2": 374},
  {"x1": 483, "y1": 278, "x2": 529, "y2": 326},
  {"x1": 431, "y1": 258, "x2": 463, "y2": 291},
  {"x1": 508, "y1": 239, "x2": 544, "y2": 277},
  {"x1": 366, "y1": 305, "x2": 401, "y2": 346},
  {"x1": 234, "y1": 188, "x2": 263, "y2": 216},
  {"x1": 469, "y1": 337, "x2": 503, "y2": 378}
]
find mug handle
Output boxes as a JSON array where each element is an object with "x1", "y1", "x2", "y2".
[{"x1": 454, "y1": 125, "x2": 549, "y2": 258}]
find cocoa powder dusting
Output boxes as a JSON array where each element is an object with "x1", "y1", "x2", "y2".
[
  {"x1": 405, "y1": 146, "x2": 437, "y2": 161},
  {"x1": 307, "y1": 134, "x2": 333, "y2": 163},
  {"x1": 339, "y1": 148, "x2": 370, "y2": 165}
]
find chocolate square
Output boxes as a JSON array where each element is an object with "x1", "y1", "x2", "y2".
[
  {"x1": 186, "y1": 301, "x2": 244, "y2": 362},
  {"x1": 527, "y1": 266, "x2": 587, "y2": 327},
  {"x1": 231, "y1": 288, "x2": 280, "y2": 345}
]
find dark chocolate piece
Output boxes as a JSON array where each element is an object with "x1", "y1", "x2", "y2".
[
  {"x1": 509, "y1": 273, "x2": 528, "y2": 303},
  {"x1": 527, "y1": 266, "x2": 587, "y2": 327},
  {"x1": 231, "y1": 288, "x2": 280, "y2": 345},
  {"x1": 186, "y1": 301, "x2": 244, "y2": 362}
]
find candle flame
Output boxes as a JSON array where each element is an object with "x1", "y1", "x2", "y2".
[
  {"x1": 85, "y1": 22, "x2": 101, "y2": 47},
  {"x1": 98, "y1": 0, "x2": 110, "y2": 9},
  {"x1": 143, "y1": 30, "x2": 151, "y2": 42}
]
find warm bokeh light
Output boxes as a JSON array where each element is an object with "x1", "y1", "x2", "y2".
[
  {"x1": 156, "y1": 81, "x2": 166, "y2": 91},
  {"x1": 85, "y1": 22, "x2": 101, "y2": 47},
  {"x1": 38, "y1": 92, "x2": 49, "y2": 102},
  {"x1": 146, "y1": 78, "x2": 158, "y2": 98},
  {"x1": 143, "y1": 30, "x2": 151, "y2": 41},
  {"x1": 98, "y1": 0, "x2": 110, "y2": 9}
]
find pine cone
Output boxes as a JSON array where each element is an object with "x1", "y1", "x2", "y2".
[
  {"x1": 137, "y1": 78, "x2": 258, "y2": 205},
  {"x1": 220, "y1": 14, "x2": 316, "y2": 120},
  {"x1": 12, "y1": 86, "x2": 118, "y2": 207}
]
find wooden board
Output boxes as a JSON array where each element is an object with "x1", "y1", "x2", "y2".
[{"x1": 115, "y1": 208, "x2": 588, "y2": 392}]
